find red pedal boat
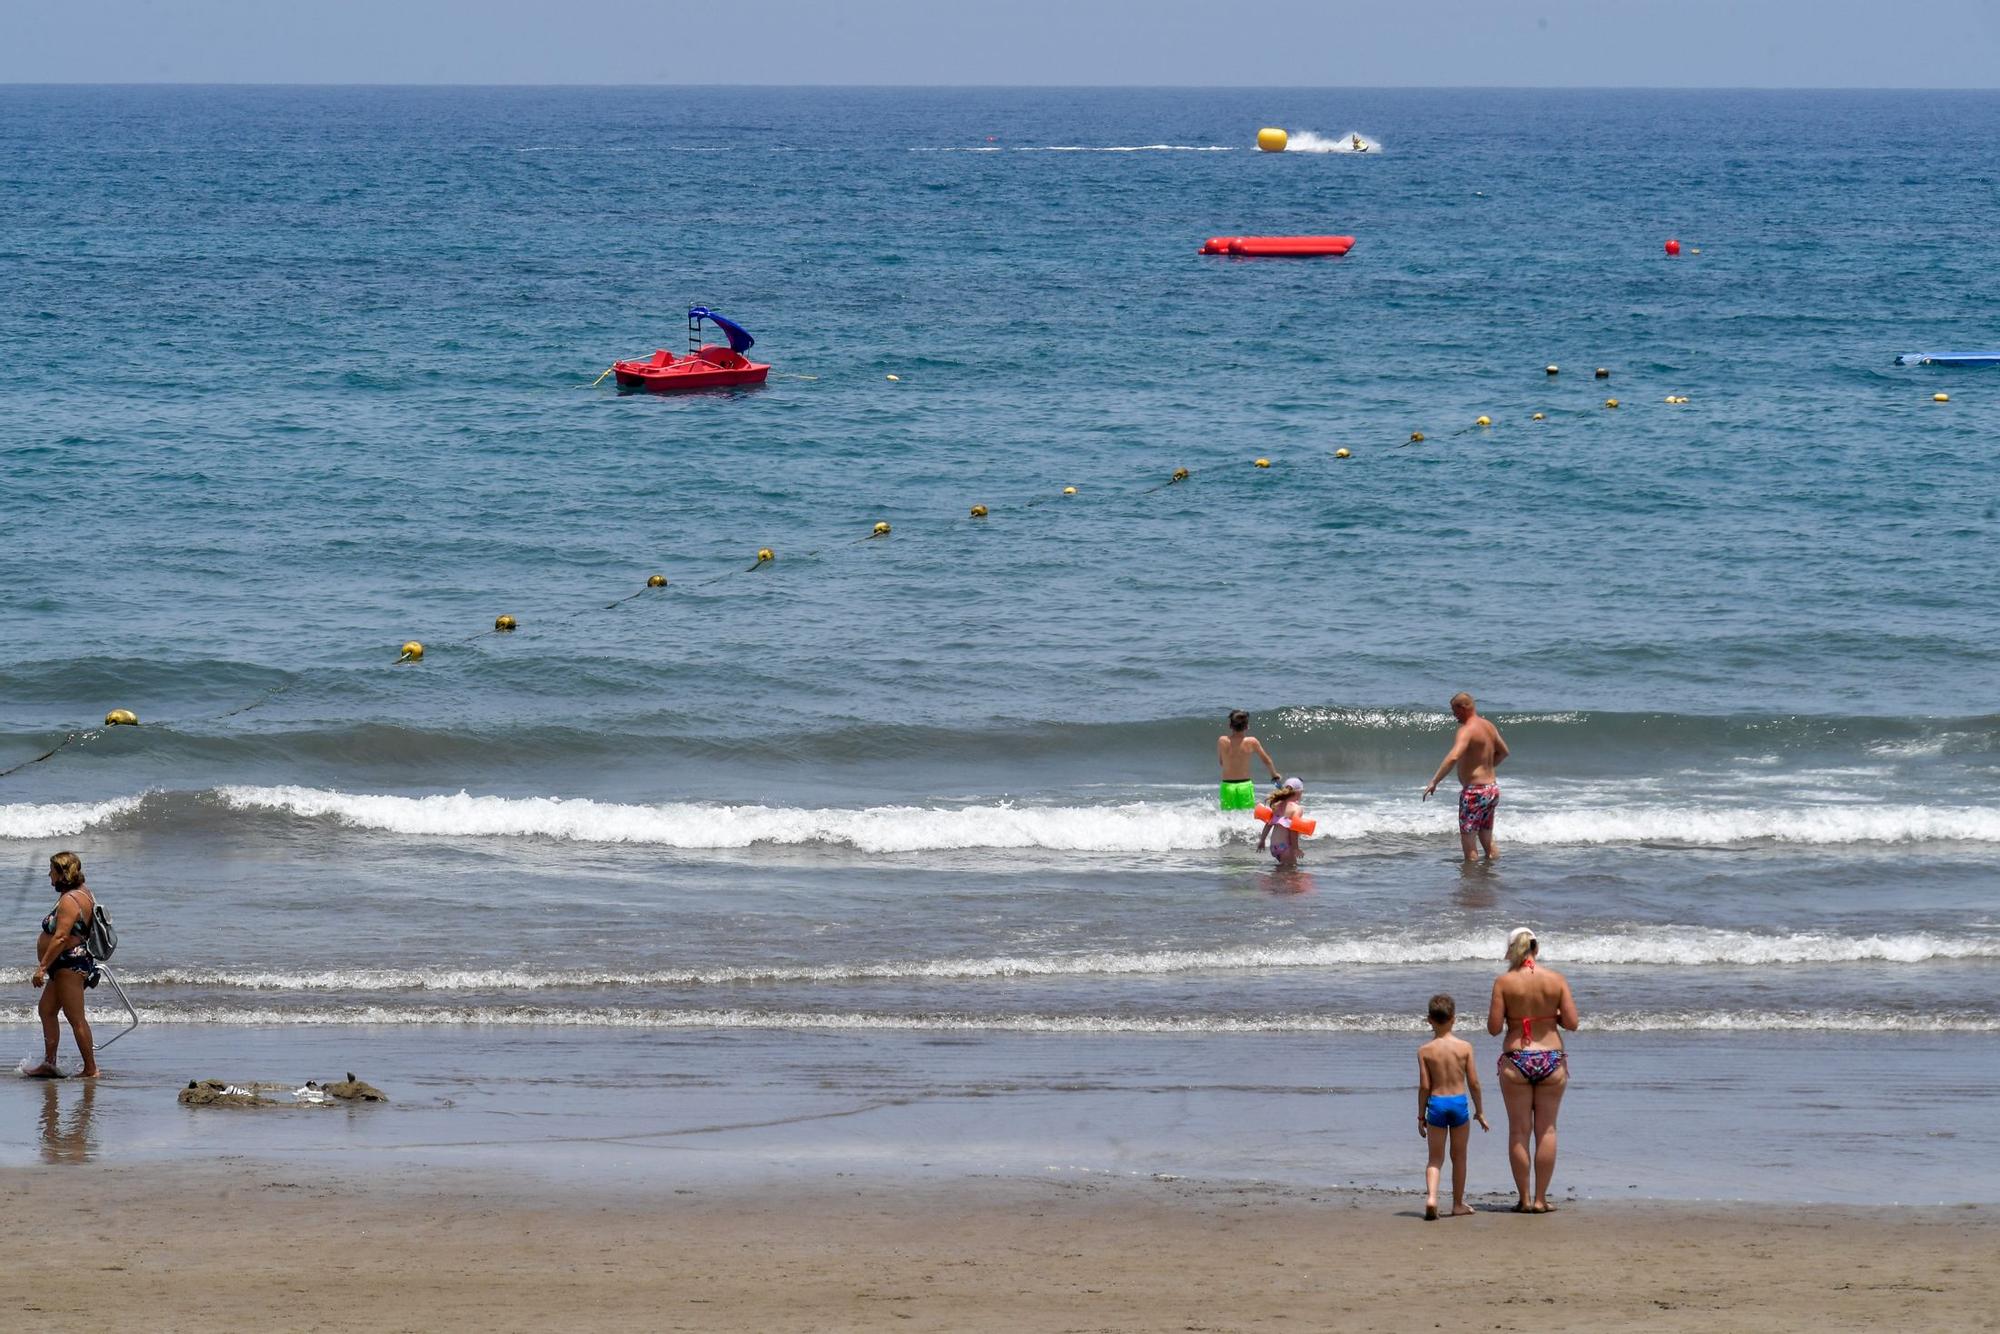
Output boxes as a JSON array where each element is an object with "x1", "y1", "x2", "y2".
[{"x1": 612, "y1": 306, "x2": 770, "y2": 391}]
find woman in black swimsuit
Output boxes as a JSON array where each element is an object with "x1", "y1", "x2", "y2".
[{"x1": 28, "y1": 851, "x2": 100, "y2": 1078}]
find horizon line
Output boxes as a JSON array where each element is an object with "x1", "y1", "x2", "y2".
[{"x1": 3, "y1": 81, "x2": 1997, "y2": 93}]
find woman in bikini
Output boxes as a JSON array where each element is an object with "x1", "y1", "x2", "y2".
[
  {"x1": 1488, "y1": 926, "x2": 1576, "y2": 1213},
  {"x1": 28, "y1": 851, "x2": 100, "y2": 1079}
]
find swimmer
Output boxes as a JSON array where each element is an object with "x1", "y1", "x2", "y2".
[
  {"x1": 1256, "y1": 776, "x2": 1307, "y2": 867},
  {"x1": 1217, "y1": 709, "x2": 1281, "y2": 812},
  {"x1": 1417, "y1": 992, "x2": 1488, "y2": 1219},
  {"x1": 1421, "y1": 691, "x2": 1510, "y2": 861}
]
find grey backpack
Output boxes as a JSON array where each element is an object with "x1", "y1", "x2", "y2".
[{"x1": 83, "y1": 896, "x2": 117, "y2": 961}]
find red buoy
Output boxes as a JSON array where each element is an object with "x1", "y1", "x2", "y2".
[{"x1": 1665, "y1": 238, "x2": 1681, "y2": 256}]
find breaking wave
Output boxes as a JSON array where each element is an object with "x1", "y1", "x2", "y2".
[
  {"x1": 7, "y1": 1004, "x2": 1994, "y2": 1034},
  {"x1": 119, "y1": 929, "x2": 2000, "y2": 992}
]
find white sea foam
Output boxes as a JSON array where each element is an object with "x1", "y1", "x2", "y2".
[
  {"x1": 121, "y1": 929, "x2": 2000, "y2": 993},
  {"x1": 1281, "y1": 130, "x2": 1381, "y2": 154},
  {"x1": 6, "y1": 1004, "x2": 1993, "y2": 1035},
  {"x1": 0, "y1": 795, "x2": 146, "y2": 840},
  {"x1": 210, "y1": 785, "x2": 2000, "y2": 850}
]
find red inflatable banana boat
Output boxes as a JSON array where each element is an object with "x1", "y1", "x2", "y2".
[{"x1": 1201, "y1": 235, "x2": 1355, "y2": 258}]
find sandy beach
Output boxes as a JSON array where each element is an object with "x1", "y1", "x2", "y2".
[{"x1": 3, "y1": 1161, "x2": 1994, "y2": 1332}]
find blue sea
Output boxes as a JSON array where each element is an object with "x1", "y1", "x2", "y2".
[{"x1": 3, "y1": 87, "x2": 1998, "y2": 1200}]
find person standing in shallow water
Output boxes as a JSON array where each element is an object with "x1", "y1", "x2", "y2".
[
  {"x1": 1489, "y1": 927, "x2": 1577, "y2": 1213},
  {"x1": 1216, "y1": 710, "x2": 1281, "y2": 812},
  {"x1": 28, "y1": 851, "x2": 100, "y2": 1079},
  {"x1": 1422, "y1": 691, "x2": 1509, "y2": 861}
]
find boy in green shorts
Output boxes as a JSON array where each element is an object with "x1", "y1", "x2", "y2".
[{"x1": 1217, "y1": 710, "x2": 1281, "y2": 810}]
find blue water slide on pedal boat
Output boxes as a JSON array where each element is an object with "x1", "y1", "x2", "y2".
[{"x1": 1895, "y1": 350, "x2": 2000, "y2": 367}]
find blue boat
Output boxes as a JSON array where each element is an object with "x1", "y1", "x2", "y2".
[{"x1": 1895, "y1": 351, "x2": 2000, "y2": 367}]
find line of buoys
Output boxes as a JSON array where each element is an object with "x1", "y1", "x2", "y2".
[{"x1": 5, "y1": 387, "x2": 1723, "y2": 767}]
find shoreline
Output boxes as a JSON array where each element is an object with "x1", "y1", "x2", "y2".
[
  {"x1": 4, "y1": 1161, "x2": 1994, "y2": 1332},
  {"x1": 9, "y1": 1023, "x2": 2000, "y2": 1206}
]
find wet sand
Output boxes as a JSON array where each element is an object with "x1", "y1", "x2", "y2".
[{"x1": 2, "y1": 1161, "x2": 1994, "y2": 1332}]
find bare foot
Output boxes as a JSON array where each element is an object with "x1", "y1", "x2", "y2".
[
  {"x1": 1451, "y1": 1204, "x2": 1475, "y2": 1217},
  {"x1": 1424, "y1": 1202, "x2": 1438, "y2": 1221},
  {"x1": 1511, "y1": 1201, "x2": 1532, "y2": 1213},
  {"x1": 22, "y1": 1062, "x2": 63, "y2": 1079},
  {"x1": 1533, "y1": 1201, "x2": 1557, "y2": 1214},
  {"x1": 79, "y1": 1067, "x2": 101, "y2": 1079}
]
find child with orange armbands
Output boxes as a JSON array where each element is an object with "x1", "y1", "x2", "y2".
[{"x1": 1255, "y1": 776, "x2": 1312, "y2": 867}]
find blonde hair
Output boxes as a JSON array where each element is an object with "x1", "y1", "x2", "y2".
[
  {"x1": 49, "y1": 851, "x2": 85, "y2": 892},
  {"x1": 1505, "y1": 927, "x2": 1538, "y2": 968}
]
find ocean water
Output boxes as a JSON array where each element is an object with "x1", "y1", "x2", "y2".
[{"x1": 3, "y1": 87, "x2": 1998, "y2": 1197}]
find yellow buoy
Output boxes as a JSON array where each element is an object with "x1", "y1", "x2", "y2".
[
  {"x1": 1408, "y1": 432, "x2": 1425, "y2": 444},
  {"x1": 1475, "y1": 416, "x2": 1491, "y2": 427},
  {"x1": 885, "y1": 374, "x2": 900, "y2": 382},
  {"x1": 757, "y1": 548, "x2": 775, "y2": 563},
  {"x1": 969, "y1": 504, "x2": 988, "y2": 518},
  {"x1": 872, "y1": 521, "x2": 891, "y2": 536},
  {"x1": 646, "y1": 574, "x2": 668, "y2": 588},
  {"x1": 1253, "y1": 457, "x2": 1270, "y2": 468},
  {"x1": 1171, "y1": 467, "x2": 1189, "y2": 482},
  {"x1": 1934, "y1": 393, "x2": 1951, "y2": 403},
  {"x1": 1256, "y1": 127, "x2": 1288, "y2": 153},
  {"x1": 1335, "y1": 448, "x2": 1351, "y2": 459},
  {"x1": 1595, "y1": 368, "x2": 1611, "y2": 379},
  {"x1": 104, "y1": 708, "x2": 139, "y2": 727},
  {"x1": 1531, "y1": 412, "x2": 1546, "y2": 421},
  {"x1": 1062, "y1": 486, "x2": 1077, "y2": 496},
  {"x1": 397, "y1": 641, "x2": 424, "y2": 663},
  {"x1": 1545, "y1": 365, "x2": 1559, "y2": 376},
  {"x1": 1604, "y1": 399, "x2": 1620, "y2": 409},
  {"x1": 494, "y1": 615, "x2": 517, "y2": 632}
]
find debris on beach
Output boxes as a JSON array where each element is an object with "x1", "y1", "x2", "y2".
[{"x1": 177, "y1": 1072, "x2": 389, "y2": 1108}]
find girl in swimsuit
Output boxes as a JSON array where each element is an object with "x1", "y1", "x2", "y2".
[
  {"x1": 28, "y1": 852, "x2": 100, "y2": 1079},
  {"x1": 1487, "y1": 926, "x2": 1577, "y2": 1214}
]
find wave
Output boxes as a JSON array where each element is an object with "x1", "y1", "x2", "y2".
[
  {"x1": 0, "y1": 795, "x2": 145, "y2": 839},
  {"x1": 119, "y1": 930, "x2": 2000, "y2": 992},
  {"x1": 10, "y1": 785, "x2": 2000, "y2": 851},
  {"x1": 2, "y1": 704, "x2": 1992, "y2": 774},
  {"x1": 7, "y1": 1004, "x2": 1994, "y2": 1034},
  {"x1": 917, "y1": 144, "x2": 1236, "y2": 153}
]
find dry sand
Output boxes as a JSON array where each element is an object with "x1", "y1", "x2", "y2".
[{"x1": 2, "y1": 1163, "x2": 1993, "y2": 1332}]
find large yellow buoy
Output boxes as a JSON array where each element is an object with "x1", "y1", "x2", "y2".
[
  {"x1": 969, "y1": 504, "x2": 988, "y2": 518},
  {"x1": 1253, "y1": 457, "x2": 1271, "y2": 468},
  {"x1": 104, "y1": 708, "x2": 139, "y2": 727},
  {"x1": 1531, "y1": 412, "x2": 1546, "y2": 421},
  {"x1": 872, "y1": 521, "x2": 891, "y2": 537},
  {"x1": 1475, "y1": 416, "x2": 1492, "y2": 428},
  {"x1": 397, "y1": 641, "x2": 424, "y2": 663},
  {"x1": 494, "y1": 615, "x2": 517, "y2": 632},
  {"x1": 1334, "y1": 448, "x2": 1351, "y2": 459},
  {"x1": 1257, "y1": 127, "x2": 1288, "y2": 153},
  {"x1": 1061, "y1": 486, "x2": 1077, "y2": 496},
  {"x1": 646, "y1": 574, "x2": 668, "y2": 588},
  {"x1": 1933, "y1": 393, "x2": 1951, "y2": 403}
]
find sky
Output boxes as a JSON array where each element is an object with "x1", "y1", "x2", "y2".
[{"x1": 6, "y1": 0, "x2": 2000, "y2": 88}]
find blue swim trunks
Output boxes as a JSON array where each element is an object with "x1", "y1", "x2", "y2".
[{"x1": 1424, "y1": 1093, "x2": 1470, "y2": 1128}]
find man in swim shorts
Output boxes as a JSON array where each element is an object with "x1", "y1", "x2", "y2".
[
  {"x1": 1421, "y1": 691, "x2": 1510, "y2": 861},
  {"x1": 1217, "y1": 709, "x2": 1281, "y2": 811}
]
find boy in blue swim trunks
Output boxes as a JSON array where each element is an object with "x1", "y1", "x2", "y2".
[{"x1": 1417, "y1": 992, "x2": 1488, "y2": 1220}]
